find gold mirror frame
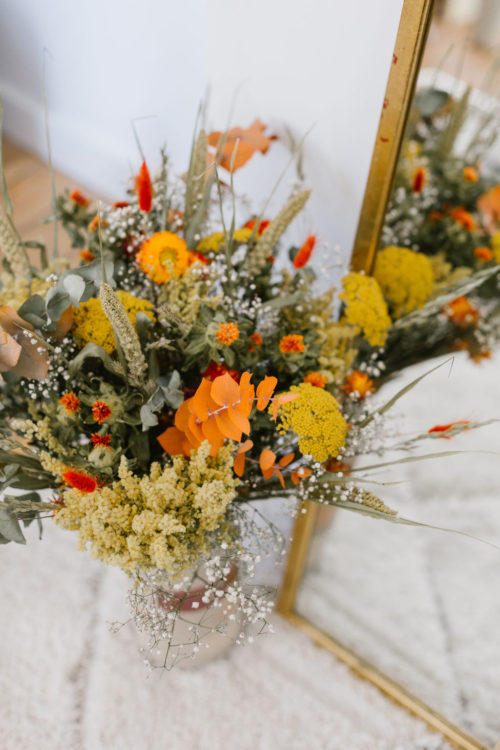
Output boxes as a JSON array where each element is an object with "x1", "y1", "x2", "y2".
[{"x1": 276, "y1": 1, "x2": 494, "y2": 748}]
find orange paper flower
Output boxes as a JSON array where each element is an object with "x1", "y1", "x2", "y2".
[
  {"x1": 92, "y1": 400, "x2": 112, "y2": 424},
  {"x1": 62, "y1": 470, "x2": 97, "y2": 494},
  {"x1": 59, "y1": 392, "x2": 81, "y2": 413},
  {"x1": 341, "y1": 371, "x2": 374, "y2": 400},
  {"x1": 216, "y1": 323, "x2": 240, "y2": 346},
  {"x1": 450, "y1": 207, "x2": 477, "y2": 232},
  {"x1": 303, "y1": 372, "x2": 327, "y2": 388},
  {"x1": 279, "y1": 334, "x2": 305, "y2": 353},
  {"x1": 293, "y1": 235, "x2": 316, "y2": 268},
  {"x1": 70, "y1": 189, "x2": 90, "y2": 207},
  {"x1": 443, "y1": 296, "x2": 479, "y2": 329},
  {"x1": 474, "y1": 246, "x2": 493, "y2": 262},
  {"x1": 135, "y1": 160, "x2": 153, "y2": 212}
]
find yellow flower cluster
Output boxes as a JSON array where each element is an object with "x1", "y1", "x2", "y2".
[
  {"x1": 71, "y1": 291, "x2": 155, "y2": 353},
  {"x1": 158, "y1": 265, "x2": 221, "y2": 327},
  {"x1": 492, "y1": 230, "x2": 500, "y2": 264},
  {"x1": 54, "y1": 442, "x2": 239, "y2": 575},
  {"x1": 373, "y1": 246, "x2": 434, "y2": 318},
  {"x1": 276, "y1": 382, "x2": 347, "y2": 462},
  {"x1": 0, "y1": 259, "x2": 69, "y2": 309},
  {"x1": 339, "y1": 272, "x2": 391, "y2": 347},
  {"x1": 428, "y1": 253, "x2": 471, "y2": 295},
  {"x1": 196, "y1": 228, "x2": 252, "y2": 254}
]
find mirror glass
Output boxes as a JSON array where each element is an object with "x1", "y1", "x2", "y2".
[{"x1": 295, "y1": 3, "x2": 500, "y2": 747}]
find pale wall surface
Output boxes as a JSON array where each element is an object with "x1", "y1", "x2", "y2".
[{"x1": 0, "y1": 0, "x2": 403, "y2": 263}]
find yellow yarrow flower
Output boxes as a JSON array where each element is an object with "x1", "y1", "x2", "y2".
[
  {"x1": 196, "y1": 228, "x2": 252, "y2": 254},
  {"x1": 71, "y1": 291, "x2": 155, "y2": 353},
  {"x1": 339, "y1": 272, "x2": 391, "y2": 347},
  {"x1": 373, "y1": 246, "x2": 434, "y2": 318},
  {"x1": 276, "y1": 382, "x2": 347, "y2": 462}
]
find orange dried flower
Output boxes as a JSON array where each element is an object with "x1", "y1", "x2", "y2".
[
  {"x1": 443, "y1": 296, "x2": 479, "y2": 329},
  {"x1": 474, "y1": 246, "x2": 493, "y2": 262},
  {"x1": 248, "y1": 332, "x2": 263, "y2": 352},
  {"x1": 341, "y1": 370, "x2": 374, "y2": 400},
  {"x1": 90, "y1": 433, "x2": 112, "y2": 448},
  {"x1": 428, "y1": 421, "x2": 470, "y2": 438},
  {"x1": 79, "y1": 249, "x2": 95, "y2": 263},
  {"x1": 113, "y1": 200, "x2": 130, "y2": 208},
  {"x1": 411, "y1": 166, "x2": 427, "y2": 193},
  {"x1": 202, "y1": 361, "x2": 240, "y2": 382},
  {"x1": 62, "y1": 470, "x2": 97, "y2": 493},
  {"x1": 88, "y1": 216, "x2": 107, "y2": 232},
  {"x1": 59, "y1": 392, "x2": 81, "y2": 413},
  {"x1": 135, "y1": 160, "x2": 153, "y2": 212},
  {"x1": 471, "y1": 349, "x2": 491, "y2": 363},
  {"x1": 279, "y1": 334, "x2": 305, "y2": 353},
  {"x1": 216, "y1": 322, "x2": 240, "y2": 346},
  {"x1": 137, "y1": 231, "x2": 190, "y2": 284},
  {"x1": 463, "y1": 166, "x2": 479, "y2": 183},
  {"x1": 208, "y1": 120, "x2": 276, "y2": 171},
  {"x1": 70, "y1": 189, "x2": 90, "y2": 207},
  {"x1": 429, "y1": 210, "x2": 445, "y2": 223},
  {"x1": 450, "y1": 207, "x2": 477, "y2": 231},
  {"x1": 92, "y1": 400, "x2": 112, "y2": 424},
  {"x1": 304, "y1": 372, "x2": 327, "y2": 388},
  {"x1": 244, "y1": 218, "x2": 270, "y2": 235},
  {"x1": 294, "y1": 235, "x2": 316, "y2": 268}
]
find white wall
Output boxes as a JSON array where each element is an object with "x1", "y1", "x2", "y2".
[{"x1": 0, "y1": 0, "x2": 403, "y2": 264}]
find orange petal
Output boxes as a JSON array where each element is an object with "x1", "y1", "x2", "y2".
[
  {"x1": 262, "y1": 467, "x2": 275, "y2": 480},
  {"x1": 157, "y1": 426, "x2": 187, "y2": 455},
  {"x1": 201, "y1": 415, "x2": 225, "y2": 446},
  {"x1": 214, "y1": 409, "x2": 242, "y2": 442},
  {"x1": 233, "y1": 453, "x2": 246, "y2": 477},
  {"x1": 237, "y1": 439, "x2": 253, "y2": 454},
  {"x1": 279, "y1": 452, "x2": 295, "y2": 468},
  {"x1": 256, "y1": 376, "x2": 278, "y2": 410},
  {"x1": 188, "y1": 413, "x2": 205, "y2": 444},
  {"x1": 228, "y1": 405, "x2": 251, "y2": 436},
  {"x1": 175, "y1": 398, "x2": 193, "y2": 432},
  {"x1": 260, "y1": 449, "x2": 276, "y2": 472},
  {"x1": 211, "y1": 372, "x2": 241, "y2": 407},
  {"x1": 277, "y1": 470, "x2": 285, "y2": 489},
  {"x1": 192, "y1": 378, "x2": 215, "y2": 421}
]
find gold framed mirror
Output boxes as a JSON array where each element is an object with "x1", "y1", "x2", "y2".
[{"x1": 277, "y1": 1, "x2": 500, "y2": 748}]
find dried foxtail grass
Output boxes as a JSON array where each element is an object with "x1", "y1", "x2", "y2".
[
  {"x1": 184, "y1": 129, "x2": 207, "y2": 233},
  {"x1": 248, "y1": 189, "x2": 311, "y2": 274},
  {"x1": 99, "y1": 283, "x2": 149, "y2": 389}
]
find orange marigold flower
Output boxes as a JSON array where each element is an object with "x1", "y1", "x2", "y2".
[
  {"x1": 137, "y1": 231, "x2": 189, "y2": 284},
  {"x1": 70, "y1": 189, "x2": 90, "y2": 207},
  {"x1": 411, "y1": 166, "x2": 427, "y2": 193},
  {"x1": 341, "y1": 370, "x2": 374, "y2": 400},
  {"x1": 428, "y1": 421, "x2": 470, "y2": 438},
  {"x1": 450, "y1": 207, "x2": 477, "y2": 231},
  {"x1": 294, "y1": 235, "x2": 316, "y2": 269},
  {"x1": 92, "y1": 400, "x2": 112, "y2": 424},
  {"x1": 62, "y1": 470, "x2": 97, "y2": 493},
  {"x1": 474, "y1": 246, "x2": 493, "y2": 262},
  {"x1": 304, "y1": 371, "x2": 327, "y2": 388},
  {"x1": 443, "y1": 296, "x2": 479, "y2": 329},
  {"x1": 90, "y1": 433, "x2": 112, "y2": 448},
  {"x1": 202, "y1": 361, "x2": 240, "y2": 383},
  {"x1": 79, "y1": 249, "x2": 94, "y2": 263},
  {"x1": 244, "y1": 218, "x2": 270, "y2": 235},
  {"x1": 135, "y1": 160, "x2": 153, "y2": 212},
  {"x1": 59, "y1": 392, "x2": 81, "y2": 413},
  {"x1": 216, "y1": 322, "x2": 240, "y2": 346},
  {"x1": 248, "y1": 332, "x2": 263, "y2": 352},
  {"x1": 463, "y1": 166, "x2": 479, "y2": 183},
  {"x1": 88, "y1": 216, "x2": 107, "y2": 232},
  {"x1": 279, "y1": 334, "x2": 305, "y2": 353}
]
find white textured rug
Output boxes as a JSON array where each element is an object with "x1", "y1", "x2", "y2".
[{"x1": 2, "y1": 350, "x2": 499, "y2": 749}]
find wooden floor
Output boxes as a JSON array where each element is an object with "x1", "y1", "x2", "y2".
[{"x1": 3, "y1": 140, "x2": 95, "y2": 264}]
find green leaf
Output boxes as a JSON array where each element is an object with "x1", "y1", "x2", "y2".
[
  {"x1": 68, "y1": 342, "x2": 124, "y2": 379},
  {"x1": 0, "y1": 506, "x2": 26, "y2": 544}
]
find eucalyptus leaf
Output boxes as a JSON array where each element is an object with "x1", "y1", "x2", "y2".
[
  {"x1": 0, "y1": 507, "x2": 26, "y2": 544},
  {"x1": 68, "y1": 342, "x2": 124, "y2": 379}
]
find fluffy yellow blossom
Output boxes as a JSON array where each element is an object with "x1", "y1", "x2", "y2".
[
  {"x1": 373, "y1": 246, "x2": 434, "y2": 318},
  {"x1": 0, "y1": 260, "x2": 69, "y2": 309},
  {"x1": 71, "y1": 291, "x2": 155, "y2": 353},
  {"x1": 276, "y1": 382, "x2": 347, "y2": 462},
  {"x1": 428, "y1": 253, "x2": 471, "y2": 294},
  {"x1": 339, "y1": 272, "x2": 391, "y2": 347},
  {"x1": 196, "y1": 228, "x2": 252, "y2": 254},
  {"x1": 54, "y1": 443, "x2": 239, "y2": 575}
]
